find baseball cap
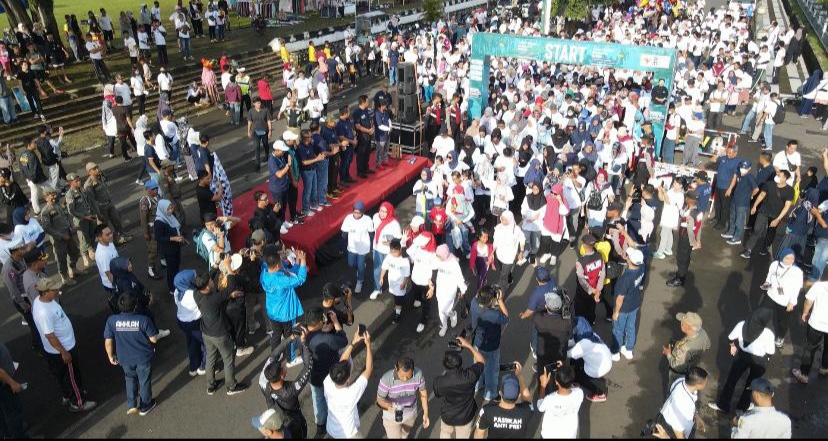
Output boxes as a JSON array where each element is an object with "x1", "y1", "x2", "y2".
[
  {"x1": 24, "y1": 248, "x2": 48, "y2": 264},
  {"x1": 42, "y1": 186, "x2": 58, "y2": 195},
  {"x1": 251, "y1": 229, "x2": 266, "y2": 244},
  {"x1": 282, "y1": 130, "x2": 299, "y2": 142},
  {"x1": 501, "y1": 373, "x2": 520, "y2": 401},
  {"x1": 230, "y1": 253, "x2": 244, "y2": 271},
  {"x1": 534, "y1": 266, "x2": 551, "y2": 283},
  {"x1": 36, "y1": 275, "x2": 63, "y2": 291},
  {"x1": 749, "y1": 378, "x2": 775, "y2": 395},
  {"x1": 676, "y1": 312, "x2": 703, "y2": 329},
  {"x1": 66, "y1": 173, "x2": 80, "y2": 181},
  {"x1": 85, "y1": 162, "x2": 99, "y2": 172},
  {"x1": 273, "y1": 141, "x2": 289, "y2": 152},
  {"x1": 144, "y1": 180, "x2": 159, "y2": 190},
  {"x1": 627, "y1": 248, "x2": 644, "y2": 265},
  {"x1": 582, "y1": 234, "x2": 597, "y2": 246},
  {"x1": 544, "y1": 292, "x2": 563, "y2": 311},
  {"x1": 410, "y1": 216, "x2": 425, "y2": 228},
  {"x1": 251, "y1": 408, "x2": 285, "y2": 431}
]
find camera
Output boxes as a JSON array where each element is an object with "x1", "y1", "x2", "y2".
[
  {"x1": 640, "y1": 419, "x2": 657, "y2": 437},
  {"x1": 290, "y1": 325, "x2": 304, "y2": 338},
  {"x1": 447, "y1": 326, "x2": 473, "y2": 352},
  {"x1": 499, "y1": 363, "x2": 517, "y2": 372}
]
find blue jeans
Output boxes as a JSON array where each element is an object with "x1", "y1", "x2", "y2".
[
  {"x1": 347, "y1": 251, "x2": 367, "y2": 284},
  {"x1": 389, "y1": 65, "x2": 397, "y2": 86},
  {"x1": 762, "y1": 123, "x2": 774, "y2": 151},
  {"x1": 741, "y1": 108, "x2": 757, "y2": 133},
  {"x1": 725, "y1": 205, "x2": 749, "y2": 241},
  {"x1": 661, "y1": 138, "x2": 676, "y2": 164},
  {"x1": 179, "y1": 37, "x2": 191, "y2": 58},
  {"x1": 475, "y1": 347, "x2": 500, "y2": 400},
  {"x1": 316, "y1": 159, "x2": 329, "y2": 205},
  {"x1": 810, "y1": 238, "x2": 828, "y2": 282},
  {"x1": 301, "y1": 169, "x2": 318, "y2": 213},
  {"x1": 0, "y1": 94, "x2": 16, "y2": 124},
  {"x1": 612, "y1": 309, "x2": 639, "y2": 353},
  {"x1": 373, "y1": 250, "x2": 386, "y2": 293},
  {"x1": 310, "y1": 384, "x2": 328, "y2": 426},
  {"x1": 446, "y1": 222, "x2": 470, "y2": 256},
  {"x1": 122, "y1": 362, "x2": 153, "y2": 410},
  {"x1": 229, "y1": 102, "x2": 240, "y2": 125},
  {"x1": 169, "y1": 140, "x2": 182, "y2": 165}
]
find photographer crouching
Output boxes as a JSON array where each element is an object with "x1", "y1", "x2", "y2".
[{"x1": 432, "y1": 336, "x2": 485, "y2": 438}]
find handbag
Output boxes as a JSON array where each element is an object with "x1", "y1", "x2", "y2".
[{"x1": 605, "y1": 260, "x2": 624, "y2": 279}]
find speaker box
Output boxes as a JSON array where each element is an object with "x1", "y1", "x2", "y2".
[
  {"x1": 397, "y1": 63, "x2": 417, "y2": 95},
  {"x1": 398, "y1": 93, "x2": 419, "y2": 124},
  {"x1": 390, "y1": 121, "x2": 424, "y2": 152}
]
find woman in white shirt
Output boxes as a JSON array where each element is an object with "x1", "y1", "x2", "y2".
[
  {"x1": 340, "y1": 201, "x2": 374, "y2": 294},
  {"x1": 761, "y1": 248, "x2": 804, "y2": 347},
  {"x1": 568, "y1": 318, "x2": 612, "y2": 402},
  {"x1": 131, "y1": 69, "x2": 147, "y2": 115},
  {"x1": 521, "y1": 182, "x2": 547, "y2": 265},
  {"x1": 584, "y1": 169, "x2": 615, "y2": 229},
  {"x1": 173, "y1": 269, "x2": 206, "y2": 375},
  {"x1": 434, "y1": 244, "x2": 466, "y2": 337},
  {"x1": 654, "y1": 180, "x2": 685, "y2": 259},
  {"x1": 12, "y1": 208, "x2": 46, "y2": 251},
  {"x1": 709, "y1": 307, "x2": 775, "y2": 414},
  {"x1": 485, "y1": 172, "x2": 514, "y2": 222},
  {"x1": 303, "y1": 89, "x2": 324, "y2": 126},
  {"x1": 492, "y1": 210, "x2": 525, "y2": 293},
  {"x1": 369, "y1": 202, "x2": 401, "y2": 300},
  {"x1": 405, "y1": 218, "x2": 436, "y2": 334}
]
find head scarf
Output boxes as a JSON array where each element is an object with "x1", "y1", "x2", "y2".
[
  {"x1": 12, "y1": 206, "x2": 28, "y2": 226},
  {"x1": 523, "y1": 158, "x2": 544, "y2": 187},
  {"x1": 421, "y1": 167, "x2": 432, "y2": 183},
  {"x1": 742, "y1": 307, "x2": 776, "y2": 348},
  {"x1": 573, "y1": 316, "x2": 604, "y2": 344},
  {"x1": 156, "y1": 199, "x2": 181, "y2": 230},
  {"x1": 412, "y1": 230, "x2": 437, "y2": 253},
  {"x1": 526, "y1": 182, "x2": 546, "y2": 211},
  {"x1": 500, "y1": 210, "x2": 515, "y2": 227},
  {"x1": 374, "y1": 201, "x2": 397, "y2": 244},
  {"x1": 543, "y1": 183, "x2": 569, "y2": 235},
  {"x1": 436, "y1": 244, "x2": 454, "y2": 261},
  {"x1": 111, "y1": 256, "x2": 145, "y2": 299},
  {"x1": 447, "y1": 151, "x2": 459, "y2": 169},
  {"x1": 174, "y1": 269, "x2": 197, "y2": 302}
]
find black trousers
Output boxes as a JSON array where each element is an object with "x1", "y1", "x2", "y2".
[
  {"x1": 574, "y1": 284, "x2": 598, "y2": 325},
  {"x1": 760, "y1": 294, "x2": 791, "y2": 340},
  {"x1": 328, "y1": 151, "x2": 340, "y2": 192},
  {"x1": 137, "y1": 94, "x2": 146, "y2": 115},
  {"x1": 13, "y1": 300, "x2": 42, "y2": 350},
  {"x1": 496, "y1": 262, "x2": 514, "y2": 294},
  {"x1": 676, "y1": 232, "x2": 692, "y2": 279},
  {"x1": 192, "y1": 19, "x2": 203, "y2": 36},
  {"x1": 716, "y1": 350, "x2": 767, "y2": 412},
  {"x1": 45, "y1": 347, "x2": 87, "y2": 406},
  {"x1": 411, "y1": 283, "x2": 432, "y2": 326},
  {"x1": 287, "y1": 183, "x2": 299, "y2": 222},
  {"x1": 225, "y1": 298, "x2": 247, "y2": 348},
  {"x1": 573, "y1": 358, "x2": 606, "y2": 395},
  {"x1": 156, "y1": 44, "x2": 168, "y2": 65},
  {"x1": 269, "y1": 319, "x2": 295, "y2": 359},
  {"x1": 163, "y1": 251, "x2": 181, "y2": 292},
  {"x1": 800, "y1": 324, "x2": 828, "y2": 375},
  {"x1": 713, "y1": 187, "x2": 731, "y2": 228},
  {"x1": 356, "y1": 133, "x2": 371, "y2": 175},
  {"x1": 254, "y1": 134, "x2": 269, "y2": 166},
  {"x1": 0, "y1": 383, "x2": 25, "y2": 438}
]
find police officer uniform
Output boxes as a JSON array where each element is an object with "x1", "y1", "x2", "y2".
[
  {"x1": 730, "y1": 378, "x2": 792, "y2": 438},
  {"x1": 65, "y1": 172, "x2": 99, "y2": 263},
  {"x1": 668, "y1": 191, "x2": 702, "y2": 287},
  {"x1": 139, "y1": 180, "x2": 161, "y2": 279},
  {"x1": 83, "y1": 162, "x2": 132, "y2": 244},
  {"x1": 18, "y1": 146, "x2": 47, "y2": 214},
  {"x1": 158, "y1": 159, "x2": 186, "y2": 228},
  {"x1": 574, "y1": 235, "x2": 606, "y2": 325},
  {"x1": 39, "y1": 186, "x2": 82, "y2": 285},
  {"x1": 353, "y1": 104, "x2": 374, "y2": 178}
]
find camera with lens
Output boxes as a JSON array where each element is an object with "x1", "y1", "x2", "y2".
[
  {"x1": 640, "y1": 419, "x2": 657, "y2": 437},
  {"x1": 447, "y1": 326, "x2": 473, "y2": 352},
  {"x1": 290, "y1": 325, "x2": 304, "y2": 338},
  {"x1": 499, "y1": 362, "x2": 517, "y2": 372}
]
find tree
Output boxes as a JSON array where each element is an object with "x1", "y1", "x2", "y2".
[
  {"x1": 28, "y1": 0, "x2": 63, "y2": 46},
  {"x1": 423, "y1": 0, "x2": 443, "y2": 23},
  {"x1": 1, "y1": 0, "x2": 33, "y2": 30}
]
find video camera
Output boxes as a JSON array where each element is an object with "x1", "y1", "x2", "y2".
[{"x1": 447, "y1": 326, "x2": 473, "y2": 352}]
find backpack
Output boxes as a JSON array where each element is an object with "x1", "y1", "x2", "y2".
[
  {"x1": 194, "y1": 228, "x2": 216, "y2": 263},
  {"x1": 772, "y1": 101, "x2": 785, "y2": 124},
  {"x1": 586, "y1": 185, "x2": 605, "y2": 211}
]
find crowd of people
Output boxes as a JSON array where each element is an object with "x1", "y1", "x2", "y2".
[{"x1": 4, "y1": 0, "x2": 828, "y2": 439}]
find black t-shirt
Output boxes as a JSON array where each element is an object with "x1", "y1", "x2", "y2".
[
  {"x1": 193, "y1": 289, "x2": 230, "y2": 337},
  {"x1": 307, "y1": 329, "x2": 349, "y2": 387},
  {"x1": 196, "y1": 184, "x2": 217, "y2": 219},
  {"x1": 433, "y1": 362, "x2": 484, "y2": 426},
  {"x1": 759, "y1": 182, "x2": 794, "y2": 217},
  {"x1": 113, "y1": 106, "x2": 131, "y2": 134},
  {"x1": 533, "y1": 313, "x2": 572, "y2": 369},
  {"x1": 476, "y1": 402, "x2": 533, "y2": 438}
]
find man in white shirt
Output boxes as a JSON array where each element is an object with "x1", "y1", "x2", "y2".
[
  {"x1": 85, "y1": 33, "x2": 110, "y2": 83},
  {"x1": 152, "y1": 20, "x2": 169, "y2": 65},
  {"x1": 340, "y1": 202, "x2": 374, "y2": 293},
  {"x1": 740, "y1": 84, "x2": 770, "y2": 134},
  {"x1": 708, "y1": 80, "x2": 727, "y2": 131},
  {"x1": 157, "y1": 67, "x2": 173, "y2": 98},
  {"x1": 752, "y1": 92, "x2": 779, "y2": 152},
  {"x1": 654, "y1": 367, "x2": 708, "y2": 439},
  {"x1": 98, "y1": 8, "x2": 115, "y2": 49},
  {"x1": 324, "y1": 329, "x2": 373, "y2": 439},
  {"x1": 431, "y1": 128, "x2": 455, "y2": 159},
  {"x1": 294, "y1": 71, "x2": 312, "y2": 109},
  {"x1": 94, "y1": 225, "x2": 119, "y2": 298},
  {"x1": 123, "y1": 31, "x2": 139, "y2": 68},
  {"x1": 32, "y1": 275, "x2": 98, "y2": 412},
  {"x1": 772, "y1": 140, "x2": 801, "y2": 186},
  {"x1": 772, "y1": 43, "x2": 786, "y2": 84},
  {"x1": 793, "y1": 279, "x2": 828, "y2": 383}
]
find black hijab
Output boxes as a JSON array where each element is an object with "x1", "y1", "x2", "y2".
[
  {"x1": 526, "y1": 182, "x2": 546, "y2": 211},
  {"x1": 742, "y1": 307, "x2": 775, "y2": 347}
]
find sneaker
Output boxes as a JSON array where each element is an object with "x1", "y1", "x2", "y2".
[
  {"x1": 739, "y1": 250, "x2": 751, "y2": 259},
  {"x1": 139, "y1": 399, "x2": 157, "y2": 416},
  {"x1": 148, "y1": 267, "x2": 162, "y2": 279},
  {"x1": 621, "y1": 349, "x2": 634, "y2": 360},
  {"x1": 438, "y1": 326, "x2": 447, "y2": 337},
  {"x1": 663, "y1": 250, "x2": 673, "y2": 256},
  {"x1": 707, "y1": 403, "x2": 726, "y2": 413},
  {"x1": 283, "y1": 221, "x2": 294, "y2": 229},
  {"x1": 69, "y1": 401, "x2": 98, "y2": 412},
  {"x1": 207, "y1": 380, "x2": 223, "y2": 395},
  {"x1": 248, "y1": 323, "x2": 261, "y2": 335},
  {"x1": 327, "y1": 193, "x2": 339, "y2": 200},
  {"x1": 286, "y1": 357, "x2": 303, "y2": 368},
  {"x1": 726, "y1": 239, "x2": 742, "y2": 245},
  {"x1": 758, "y1": 248, "x2": 769, "y2": 256},
  {"x1": 236, "y1": 346, "x2": 254, "y2": 357},
  {"x1": 586, "y1": 393, "x2": 607, "y2": 403},
  {"x1": 21, "y1": 319, "x2": 28, "y2": 326},
  {"x1": 653, "y1": 251, "x2": 666, "y2": 260},
  {"x1": 226, "y1": 382, "x2": 249, "y2": 396},
  {"x1": 369, "y1": 290, "x2": 381, "y2": 300},
  {"x1": 280, "y1": 226, "x2": 289, "y2": 235},
  {"x1": 818, "y1": 368, "x2": 828, "y2": 376},
  {"x1": 127, "y1": 407, "x2": 138, "y2": 415},
  {"x1": 320, "y1": 201, "x2": 332, "y2": 207},
  {"x1": 611, "y1": 353, "x2": 621, "y2": 362},
  {"x1": 549, "y1": 255, "x2": 557, "y2": 266},
  {"x1": 355, "y1": 281, "x2": 363, "y2": 293},
  {"x1": 135, "y1": 179, "x2": 143, "y2": 185},
  {"x1": 413, "y1": 300, "x2": 422, "y2": 308},
  {"x1": 313, "y1": 206, "x2": 324, "y2": 212},
  {"x1": 775, "y1": 338, "x2": 784, "y2": 348},
  {"x1": 539, "y1": 254, "x2": 551, "y2": 264},
  {"x1": 156, "y1": 329, "x2": 171, "y2": 340},
  {"x1": 450, "y1": 312, "x2": 458, "y2": 328},
  {"x1": 303, "y1": 211, "x2": 316, "y2": 218},
  {"x1": 188, "y1": 370, "x2": 199, "y2": 377},
  {"x1": 196, "y1": 368, "x2": 206, "y2": 376},
  {"x1": 416, "y1": 323, "x2": 425, "y2": 333},
  {"x1": 160, "y1": 259, "x2": 167, "y2": 267},
  {"x1": 792, "y1": 368, "x2": 809, "y2": 384},
  {"x1": 720, "y1": 233, "x2": 733, "y2": 239}
]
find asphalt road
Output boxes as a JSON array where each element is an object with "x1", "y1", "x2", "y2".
[{"x1": 3, "y1": 72, "x2": 828, "y2": 440}]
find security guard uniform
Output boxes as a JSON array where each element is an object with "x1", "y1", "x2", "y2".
[
  {"x1": 353, "y1": 105, "x2": 374, "y2": 177},
  {"x1": 138, "y1": 188, "x2": 159, "y2": 277},
  {"x1": 84, "y1": 166, "x2": 132, "y2": 244},
  {"x1": 39, "y1": 187, "x2": 82, "y2": 285},
  {"x1": 731, "y1": 406, "x2": 792, "y2": 438},
  {"x1": 65, "y1": 174, "x2": 99, "y2": 262},
  {"x1": 158, "y1": 160, "x2": 186, "y2": 228}
]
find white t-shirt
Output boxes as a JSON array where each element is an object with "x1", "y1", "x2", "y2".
[
  {"x1": 99, "y1": 15, "x2": 113, "y2": 31},
  {"x1": 562, "y1": 176, "x2": 586, "y2": 209},
  {"x1": 174, "y1": 289, "x2": 202, "y2": 322},
  {"x1": 371, "y1": 216, "x2": 401, "y2": 255},
  {"x1": 158, "y1": 73, "x2": 173, "y2": 92},
  {"x1": 341, "y1": 214, "x2": 374, "y2": 255},
  {"x1": 95, "y1": 242, "x2": 119, "y2": 289},
  {"x1": 124, "y1": 37, "x2": 139, "y2": 58},
  {"x1": 86, "y1": 41, "x2": 103, "y2": 60},
  {"x1": 407, "y1": 243, "x2": 436, "y2": 287},
  {"x1": 772, "y1": 150, "x2": 801, "y2": 186},
  {"x1": 154, "y1": 26, "x2": 167, "y2": 45},
  {"x1": 537, "y1": 388, "x2": 585, "y2": 439},
  {"x1": 114, "y1": 83, "x2": 132, "y2": 106},
  {"x1": 660, "y1": 378, "x2": 698, "y2": 439},
  {"x1": 324, "y1": 375, "x2": 368, "y2": 439},
  {"x1": 138, "y1": 31, "x2": 151, "y2": 50},
  {"x1": 131, "y1": 75, "x2": 146, "y2": 97},
  {"x1": 381, "y1": 254, "x2": 410, "y2": 296},
  {"x1": 567, "y1": 338, "x2": 613, "y2": 378},
  {"x1": 492, "y1": 223, "x2": 525, "y2": 264},
  {"x1": 729, "y1": 321, "x2": 776, "y2": 357},
  {"x1": 761, "y1": 99, "x2": 779, "y2": 125},
  {"x1": 32, "y1": 297, "x2": 76, "y2": 354},
  {"x1": 806, "y1": 282, "x2": 828, "y2": 333}
]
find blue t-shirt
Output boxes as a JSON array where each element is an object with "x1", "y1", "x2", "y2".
[
  {"x1": 312, "y1": 132, "x2": 329, "y2": 155},
  {"x1": 470, "y1": 298, "x2": 509, "y2": 352},
  {"x1": 353, "y1": 107, "x2": 373, "y2": 131},
  {"x1": 267, "y1": 154, "x2": 289, "y2": 194},
  {"x1": 389, "y1": 50, "x2": 399, "y2": 68},
  {"x1": 756, "y1": 165, "x2": 775, "y2": 188},
  {"x1": 335, "y1": 118, "x2": 354, "y2": 140},
  {"x1": 716, "y1": 156, "x2": 741, "y2": 190},
  {"x1": 732, "y1": 174, "x2": 758, "y2": 208},
  {"x1": 526, "y1": 281, "x2": 558, "y2": 312},
  {"x1": 321, "y1": 127, "x2": 338, "y2": 147},
  {"x1": 103, "y1": 313, "x2": 158, "y2": 365},
  {"x1": 696, "y1": 183, "x2": 712, "y2": 212},
  {"x1": 613, "y1": 266, "x2": 645, "y2": 313},
  {"x1": 374, "y1": 110, "x2": 390, "y2": 142},
  {"x1": 297, "y1": 141, "x2": 318, "y2": 171},
  {"x1": 144, "y1": 144, "x2": 160, "y2": 173}
]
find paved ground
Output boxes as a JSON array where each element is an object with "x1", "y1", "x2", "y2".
[{"x1": 4, "y1": 27, "x2": 828, "y2": 441}]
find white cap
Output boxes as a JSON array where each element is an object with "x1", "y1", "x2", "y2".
[
  {"x1": 282, "y1": 130, "x2": 298, "y2": 141},
  {"x1": 237, "y1": 67, "x2": 246, "y2": 72},
  {"x1": 627, "y1": 248, "x2": 644, "y2": 265},
  {"x1": 230, "y1": 253, "x2": 244, "y2": 271},
  {"x1": 273, "y1": 141, "x2": 289, "y2": 152}
]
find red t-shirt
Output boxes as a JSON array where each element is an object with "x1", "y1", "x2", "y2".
[{"x1": 429, "y1": 207, "x2": 447, "y2": 236}]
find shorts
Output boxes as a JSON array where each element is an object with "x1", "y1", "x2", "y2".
[
  {"x1": 32, "y1": 70, "x2": 47, "y2": 81},
  {"x1": 50, "y1": 63, "x2": 65, "y2": 69}
]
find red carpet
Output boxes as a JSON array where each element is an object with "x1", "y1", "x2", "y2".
[{"x1": 230, "y1": 153, "x2": 429, "y2": 273}]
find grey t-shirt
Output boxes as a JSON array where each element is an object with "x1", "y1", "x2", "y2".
[{"x1": 248, "y1": 108, "x2": 272, "y2": 133}]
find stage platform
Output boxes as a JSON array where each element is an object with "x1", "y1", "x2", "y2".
[{"x1": 230, "y1": 153, "x2": 429, "y2": 273}]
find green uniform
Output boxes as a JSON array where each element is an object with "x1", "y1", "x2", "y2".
[
  {"x1": 84, "y1": 175, "x2": 126, "y2": 238},
  {"x1": 66, "y1": 186, "x2": 99, "y2": 256},
  {"x1": 39, "y1": 200, "x2": 81, "y2": 278},
  {"x1": 139, "y1": 194, "x2": 158, "y2": 268}
]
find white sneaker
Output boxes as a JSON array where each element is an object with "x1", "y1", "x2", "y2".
[
  {"x1": 196, "y1": 368, "x2": 206, "y2": 376},
  {"x1": 621, "y1": 349, "x2": 634, "y2": 360},
  {"x1": 450, "y1": 312, "x2": 458, "y2": 328},
  {"x1": 135, "y1": 179, "x2": 143, "y2": 185},
  {"x1": 157, "y1": 329, "x2": 171, "y2": 340},
  {"x1": 413, "y1": 300, "x2": 422, "y2": 308},
  {"x1": 611, "y1": 353, "x2": 621, "y2": 362},
  {"x1": 280, "y1": 226, "x2": 289, "y2": 235},
  {"x1": 355, "y1": 281, "x2": 363, "y2": 293},
  {"x1": 283, "y1": 221, "x2": 294, "y2": 229},
  {"x1": 235, "y1": 346, "x2": 254, "y2": 357},
  {"x1": 438, "y1": 327, "x2": 447, "y2": 337},
  {"x1": 416, "y1": 323, "x2": 425, "y2": 333},
  {"x1": 286, "y1": 356, "x2": 303, "y2": 368},
  {"x1": 21, "y1": 319, "x2": 28, "y2": 326},
  {"x1": 539, "y1": 254, "x2": 551, "y2": 264},
  {"x1": 549, "y1": 255, "x2": 557, "y2": 266},
  {"x1": 369, "y1": 290, "x2": 381, "y2": 300}
]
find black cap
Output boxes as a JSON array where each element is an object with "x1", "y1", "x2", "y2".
[
  {"x1": 582, "y1": 234, "x2": 597, "y2": 246},
  {"x1": 24, "y1": 248, "x2": 47, "y2": 264}
]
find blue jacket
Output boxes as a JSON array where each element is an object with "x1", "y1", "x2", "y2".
[{"x1": 261, "y1": 261, "x2": 306, "y2": 322}]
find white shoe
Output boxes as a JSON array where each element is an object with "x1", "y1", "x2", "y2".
[
  {"x1": 416, "y1": 323, "x2": 425, "y2": 333},
  {"x1": 369, "y1": 290, "x2": 381, "y2": 300},
  {"x1": 156, "y1": 329, "x2": 171, "y2": 340},
  {"x1": 135, "y1": 179, "x2": 143, "y2": 185},
  {"x1": 286, "y1": 356, "x2": 303, "y2": 368},
  {"x1": 280, "y1": 226, "x2": 289, "y2": 235},
  {"x1": 438, "y1": 327, "x2": 447, "y2": 337},
  {"x1": 21, "y1": 319, "x2": 28, "y2": 326},
  {"x1": 196, "y1": 368, "x2": 206, "y2": 376},
  {"x1": 160, "y1": 259, "x2": 167, "y2": 268},
  {"x1": 355, "y1": 281, "x2": 363, "y2": 293},
  {"x1": 413, "y1": 300, "x2": 422, "y2": 308},
  {"x1": 611, "y1": 353, "x2": 621, "y2": 362},
  {"x1": 450, "y1": 312, "x2": 458, "y2": 328},
  {"x1": 621, "y1": 349, "x2": 634, "y2": 360},
  {"x1": 664, "y1": 250, "x2": 673, "y2": 256},
  {"x1": 549, "y1": 255, "x2": 557, "y2": 266},
  {"x1": 235, "y1": 346, "x2": 254, "y2": 357},
  {"x1": 174, "y1": 176, "x2": 184, "y2": 182},
  {"x1": 283, "y1": 221, "x2": 294, "y2": 229},
  {"x1": 539, "y1": 254, "x2": 551, "y2": 264}
]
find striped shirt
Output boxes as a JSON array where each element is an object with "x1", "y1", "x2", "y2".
[{"x1": 376, "y1": 368, "x2": 425, "y2": 421}]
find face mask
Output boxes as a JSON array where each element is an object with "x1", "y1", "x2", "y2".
[
  {"x1": 740, "y1": 168, "x2": 750, "y2": 175},
  {"x1": 774, "y1": 176, "x2": 783, "y2": 184}
]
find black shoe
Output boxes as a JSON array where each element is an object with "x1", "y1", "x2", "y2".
[
  {"x1": 293, "y1": 218, "x2": 306, "y2": 225},
  {"x1": 757, "y1": 248, "x2": 769, "y2": 256},
  {"x1": 392, "y1": 314, "x2": 399, "y2": 324},
  {"x1": 713, "y1": 224, "x2": 724, "y2": 230},
  {"x1": 340, "y1": 182, "x2": 350, "y2": 188},
  {"x1": 138, "y1": 399, "x2": 157, "y2": 416},
  {"x1": 227, "y1": 382, "x2": 249, "y2": 395},
  {"x1": 666, "y1": 278, "x2": 684, "y2": 287},
  {"x1": 315, "y1": 425, "x2": 327, "y2": 439},
  {"x1": 207, "y1": 380, "x2": 223, "y2": 395}
]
